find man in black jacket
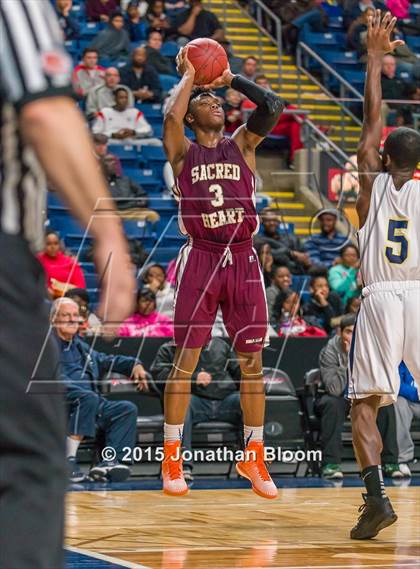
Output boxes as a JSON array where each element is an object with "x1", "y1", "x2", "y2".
[
  {"x1": 146, "y1": 30, "x2": 175, "y2": 76},
  {"x1": 151, "y1": 338, "x2": 242, "y2": 479},
  {"x1": 102, "y1": 154, "x2": 148, "y2": 210},
  {"x1": 120, "y1": 46, "x2": 162, "y2": 103}
]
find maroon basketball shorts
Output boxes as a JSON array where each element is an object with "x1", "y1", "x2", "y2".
[{"x1": 174, "y1": 238, "x2": 268, "y2": 352}]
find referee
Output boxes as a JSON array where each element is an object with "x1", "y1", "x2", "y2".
[{"x1": 0, "y1": 1, "x2": 136, "y2": 568}]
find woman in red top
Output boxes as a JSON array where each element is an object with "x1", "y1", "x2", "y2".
[{"x1": 37, "y1": 231, "x2": 86, "y2": 298}]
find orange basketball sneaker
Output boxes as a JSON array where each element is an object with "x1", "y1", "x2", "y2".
[
  {"x1": 162, "y1": 440, "x2": 189, "y2": 496},
  {"x1": 236, "y1": 441, "x2": 278, "y2": 499}
]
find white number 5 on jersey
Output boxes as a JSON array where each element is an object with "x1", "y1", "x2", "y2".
[{"x1": 209, "y1": 183, "x2": 224, "y2": 207}]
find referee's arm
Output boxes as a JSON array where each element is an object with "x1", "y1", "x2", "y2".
[{"x1": 0, "y1": 0, "x2": 135, "y2": 330}]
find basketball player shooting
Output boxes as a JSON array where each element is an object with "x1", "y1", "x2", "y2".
[
  {"x1": 161, "y1": 47, "x2": 284, "y2": 497},
  {"x1": 348, "y1": 10, "x2": 420, "y2": 539}
]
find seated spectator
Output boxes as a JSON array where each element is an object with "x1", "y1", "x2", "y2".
[
  {"x1": 223, "y1": 89, "x2": 243, "y2": 133},
  {"x1": 175, "y1": 0, "x2": 225, "y2": 43},
  {"x1": 64, "y1": 288, "x2": 102, "y2": 336},
  {"x1": 316, "y1": 314, "x2": 402, "y2": 479},
  {"x1": 345, "y1": 295, "x2": 361, "y2": 314},
  {"x1": 266, "y1": 265, "x2": 292, "y2": 322},
  {"x1": 120, "y1": 46, "x2": 163, "y2": 102},
  {"x1": 151, "y1": 337, "x2": 241, "y2": 480},
  {"x1": 381, "y1": 54, "x2": 410, "y2": 125},
  {"x1": 146, "y1": 0, "x2": 177, "y2": 39},
  {"x1": 328, "y1": 244, "x2": 361, "y2": 304},
  {"x1": 347, "y1": 6, "x2": 375, "y2": 60},
  {"x1": 89, "y1": 12, "x2": 131, "y2": 61},
  {"x1": 304, "y1": 210, "x2": 347, "y2": 269},
  {"x1": 303, "y1": 275, "x2": 343, "y2": 334},
  {"x1": 86, "y1": 67, "x2": 134, "y2": 119},
  {"x1": 343, "y1": 0, "x2": 385, "y2": 29},
  {"x1": 256, "y1": 242, "x2": 274, "y2": 288},
  {"x1": 146, "y1": 30, "x2": 175, "y2": 75},
  {"x1": 52, "y1": 298, "x2": 146, "y2": 482},
  {"x1": 219, "y1": 39, "x2": 243, "y2": 75},
  {"x1": 55, "y1": 0, "x2": 80, "y2": 40},
  {"x1": 241, "y1": 56, "x2": 258, "y2": 81},
  {"x1": 92, "y1": 133, "x2": 123, "y2": 175},
  {"x1": 142, "y1": 263, "x2": 175, "y2": 318},
  {"x1": 283, "y1": 0, "x2": 327, "y2": 54},
  {"x1": 254, "y1": 208, "x2": 311, "y2": 274},
  {"x1": 125, "y1": 0, "x2": 148, "y2": 41},
  {"x1": 92, "y1": 87, "x2": 160, "y2": 146},
  {"x1": 242, "y1": 75, "x2": 303, "y2": 163},
  {"x1": 37, "y1": 231, "x2": 86, "y2": 298},
  {"x1": 395, "y1": 362, "x2": 420, "y2": 478},
  {"x1": 72, "y1": 48, "x2": 105, "y2": 97},
  {"x1": 119, "y1": 289, "x2": 174, "y2": 337},
  {"x1": 87, "y1": 0, "x2": 119, "y2": 22},
  {"x1": 272, "y1": 290, "x2": 327, "y2": 337}
]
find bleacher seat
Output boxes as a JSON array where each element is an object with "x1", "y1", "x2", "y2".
[
  {"x1": 409, "y1": 3, "x2": 420, "y2": 16},
  {"x1": 122, "y1": 219, "x2": 155, "y2": 240},
  {"x1": 292, "y1": 275, "x2": 310, "y2": 293},
  {"x1": 321, "y1": 51, "x2": 359, "y2": 69},
  {"x1": 64, "y1": 234, "x2": 93, "y2": 250},
  {"x1": 85, "y1": 273, "x2": 98, "y2": 288},
  {"x1": 80, "y1": 262, "x2": 95, "y2": 274},
  {"x1": 341, "y1": 70, "x2": 365, "y2": 94},
  {"x1": 140, "y1": 104, "x2": 163, "y2": 120},
  {"x1": 160, "y1": 41, "x2": 179, "y2": 58},
  {"x1": 109, "y1": 145, "x2": 139, "y2": 168},
  {"x1": 48, "y1": 206, "x2": 85, "y2": 235},
  {"x1": 301, "y1": 30, "x2": 341, "y2": 49},
  {"x1": 124, "y1": 168, "x2": 163, "y2": 192},
  {"x1": 47, "y1": 192, "x2": 65, "y2": 207},
  {"x1": 406, "y1": 35, "x2": 420, "y2": 50},
  {"x1": 150, "y1": 246, "x2": 181, "y2": 263},
  {"x1": 80, "y1": 22, "x2": 101, "y2": 38},
  {"x1": 159, "y1": 74, "x2": 179, "y2": 93}
]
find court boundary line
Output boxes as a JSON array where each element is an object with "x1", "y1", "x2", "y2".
[{"x1": 65, "y1": 545, "x2": 153, "y2": 569}]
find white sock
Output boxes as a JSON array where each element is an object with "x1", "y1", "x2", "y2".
[
  {"x1": 164, "y1": 422, "x2": 184, "y2": 443},
  {"x1": 244, "y1": 425, "x2": 264, "y2": 447},
  {"x1": 67, "y1": 437, "x2": 81, "y2": 458}
]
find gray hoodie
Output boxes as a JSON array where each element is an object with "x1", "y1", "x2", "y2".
[{"x1": 319, "y1": 334, "x2": 348, "y2": 397}]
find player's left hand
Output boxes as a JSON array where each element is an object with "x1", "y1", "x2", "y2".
[
  {"x1": 367, "y1": 10, "x2": 405, "y2": 55},
  {"x1": 202, "y1": 68, "x2": 234, "y2": 90},
  {"x1": 132, "y1": 364, "x2": 149, "y2": 391}
]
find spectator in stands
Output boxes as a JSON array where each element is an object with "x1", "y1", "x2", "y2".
[
  {"x1": 395, "y1": 362, "x2": 420, "y2": 478},
  {"x1": 304, "y1": 210, "x2": 347, "y2": 268},
  {"x1": 223, "y1": 89, "x2": 243, "y2": 134},
  {"x1": 175, "y1": 0, "x2": 225, "y2": 43},
  {"x1": 92, "y1": 87, "x2": 161, "y2": 146},
  {"x1": 345, "y1": 295, "x2": 361, "y2": 314},
  {"x1": 125, "y1": 0, "x2": 148, "y2": 41},
  {"x1": 283, "y1": 0, "x2": 328, "y2": 54},
  {"x1": 242, "y1": 75, "x2": 303, "y2": 164},
  {"x1": 219, "y1": 39, "x2": 243, "y2": 75},
  {"x1": 343, "y1": 0, "x2": 385, "y2": 29},
  {"x1": 328, "y1": 244, "x2": 361, "y2": 304},
  {"x1": 316, "y1": 314, "x2": 402, "y2": 479},
  {"x1": 146, "y1": 0, "x2": 177, "y2": 39},
  {"x1": 386, "y1": 0, "x2": 410, "y2": 19},
  {"x1": 37, "y1": 231, "x2": 86, "y2": 298},
  {"x1": 303, "y1": 275, "x2": 343, "y2": 335},
  {"x1": 87, "y1": 0, "x2": 119, "y2": 22},
  {"x1": 347, "y1": 6, "x2": 375, "y2": 60},
  {"x1": 266, "y1": 265, "x2": 292, "y2": 322},
  {"x1": 146, "y1": 30, "x2": 175, "y2": 75},
  {"x1": 92, "y1": 133, "x2": 123, "y2": 175},
  {"x1": 151, "y1": 337, "x2": 241, "y2": 480},
  {"x1": 52, "y1": 298, "x2": 146, "y2": 482},
  {"x1": 241, "y1": 56, "x2": 258, "y2": 81},
  {"x1": 89, "y1": 12, "x2": 131, "y2": 61},
  {"x1": 256, "y1": 242, "x2": 274, "y2": 288},
  {"x1": 381, "y1": 54, "x2": 408, "y2": 124},
  {"x1": 55, "y1": 0, "x2": 80, "y2": 40},
  {"x1": 101, "y1": 153, "x2": 151, "y2": 209},
  {"x1": 142, "y1": 263, "x2": 175, "y2": 318},
  {"x1": 120, "y1": 46, "x2": 163, "y2": 102},
  {"x1": 72, "y1": 48, "x2": 105, "y2": 97},
  {"x1": 272, "y1": 289, "x2": 327, "y2": 337},
  {"x1": 254, "y1": 208, "x2": 311, "y2": 274},
  {"x1": 86, "y1": 67, "x2": 134, "y2": 119},
  {"x1": 64, "y1": 288, "x2": 102, "y2": 336},
  {"x1": 119, "y1": 289, "x2": 174, "y2": 337}
]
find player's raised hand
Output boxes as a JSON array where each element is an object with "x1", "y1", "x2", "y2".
[
  {"x1": 176, "y1": 47, "x2": 195, "y2": 77},
  {"x1": 202, "y1": 68, "x2": 234, "y2": 90},
  {"x1": 367, "y1": 10, "x2": 405, "y2": 55}
]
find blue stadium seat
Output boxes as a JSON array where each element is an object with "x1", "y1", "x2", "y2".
[
  {"x1": 64, "y1": 40, "x2": 79, "y2": 57},
  {"x1": 80, "y1": 22, "x2": 101, "y2": 38},
  {"x1": 152, "y1": 123, "x2": 163, "y2": 138},
  {"x1": 255, "y1": 194, "x2": 270, "y2": 211},
  {"x1": 301, "y1": 30, "x2": 341, "y2": 49},
  {"x1": 321, "y1": 51, "x2": 359, "y2": 68},
  {"x1": 80, "y1": 262, "x2": 96, "y2": 273},
  {"x1": 47, "y1": 192, "x2": 65, "y2": 207},
  {"x1": 291, "y1": 275, "x2": 310, "y2": 293},
  {"x1": 87, "y1": 288, "x2": 100, "y2": 304},
  {"x1": 84, "y1": 273, "x2": 98, "y2": 288},
  {"x1": 159, "y1": 74, "x2": 179, "y2": 93},
  {"x1": 158, "y1": 216, "x2": 182, "y2": 237},
  {"x1": 326, "y1": 16, "x2": 344, "y2": 30},
  {"x1": 139, "y1": 104, "x2": 163, "y2": 119},
  {"x1": 159, "y1": 235, "x2": 187, "y2": 248},
  {"x1": 48, "y1": 207, "x2": 85, "y2": 235},
  {"x1": 108, "y1": 145, "x2": 139, "y2": 167},
  {"x1": 406, "y1": 35, "x2": 420, "y2": 50},
  {"x1": 64, "y1": 234, "x2": 93, "y2": 250},
  {"x1": 321, "y1": 2, "x2": 343, "y2": 17},
  {"x1": 160, "y1": 41, "x2": 179, "y2": 57},
  {"x1": 150, "y1": 246, "x2": 180, "y2": 263},
  {"x1": 124, "y1": 168, "x2": 163, "y2": 192},
  {"x1": 122, "y1": 219, "x2": 155, "y2": 239},
  {"x1": 341, "y1": 70, "x2": 365, "y2": 93},
  {"x1": 409, "y1": 4, "x2": 420, "y2": 16}
]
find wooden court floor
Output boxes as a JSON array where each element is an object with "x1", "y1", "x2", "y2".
[{"x1": 66, "y1": 486, "x2": 420, "y2": 569}]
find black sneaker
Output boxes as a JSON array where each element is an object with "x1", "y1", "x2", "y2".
[
  {"x1": 89, "y1": 461, "x2": 131, "y2": 483},
  {"x1": 68, "y1": 457, "x2": 86, "y2": 483},
  {"x1": 350, "y1": 493, "x2": 398, "y2": 540}
]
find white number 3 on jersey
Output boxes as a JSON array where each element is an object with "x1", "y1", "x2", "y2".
[{"x1": 209, "y1": 183, "x2": 224, "y2": 207}]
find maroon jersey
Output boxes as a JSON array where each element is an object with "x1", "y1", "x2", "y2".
[{"x1": 175, "y1": 137, "x2": 258, "y2": 243}]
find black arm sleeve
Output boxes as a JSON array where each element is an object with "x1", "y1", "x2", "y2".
[{"x1": 231, "y1": 74, "x2": 284, "y2": 137}]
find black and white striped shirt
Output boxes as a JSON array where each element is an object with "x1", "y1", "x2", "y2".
[{"x1": 0, "y1": 0, "x2": 72, "y2": 251}]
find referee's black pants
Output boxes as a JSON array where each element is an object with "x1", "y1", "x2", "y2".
[{"x1": 0, "y1": 234, "x2": 67, "y2": 569}]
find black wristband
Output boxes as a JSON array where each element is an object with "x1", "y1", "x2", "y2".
[{"x1": 231, "y1": 74, "x2": 266, "y2": 106}]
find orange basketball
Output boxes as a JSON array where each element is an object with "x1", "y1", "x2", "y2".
[{"x1": 186, "y1": 38, "x2": 229, "y2": 86}]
